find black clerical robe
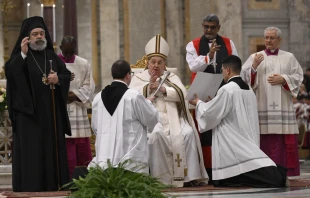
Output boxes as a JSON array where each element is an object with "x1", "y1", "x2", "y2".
[{"x1": 5, "y1": 49, "x2": 71, "y2": 192}]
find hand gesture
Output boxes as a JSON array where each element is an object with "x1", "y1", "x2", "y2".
[
  {"x1": 149, "y1": 70, "x2": 158, "y2": 92},
  {"x1": 267, "y1": 74, "x2": 285, "y2": 85},
  {"x1": 70, "y1": 72, "x2": 75, "y2": 81},
  {"x1": 48, "y1": 70, "x2": 59, "y2": 84},
  {"x1": 67, "y1": 91, "x2": 78, "y2": 104},
  {"x1": 209, "y1": 39, "x2": 221, "y2": 59},
  {"x1": 252, "y1": 53, "x2": 264, "y2": 70},
  {"x1": 147, "y1": 96, "x2": 156, "y2": 103},
  {"x1": 21, "y1": 37, "x2": 30, "y2": 55},
  {"x1": 189, "y1": 94, "x2": 200, "y2": 106}
]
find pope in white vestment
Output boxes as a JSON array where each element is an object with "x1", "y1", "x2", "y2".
[
  {"x1": 89, "y1": 60, "x2": 158, "y2": 174},
  {"x1": 191, "y1": 55, "x2": 287, "y2": 187},
  {"x1": 130, "y1": 35, "x2": 208, "y2": 187},
  {"x1": 241, "y1": 27, "x2": 303, "y2": 176}
]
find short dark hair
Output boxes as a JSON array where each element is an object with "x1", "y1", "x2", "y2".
[
  {"x1": 306, "y1": 68, "x2": 310, "y2": 72},
  {"x1": 111, "y1": 60, "x2": 131, "y2": 79},
  {"x1": 203, "y1": 14, "x2": 220, "y2": 25},
  {"x1": 222, "y1": 55, "x2": 242, "y2": 74},
  {"x1": 61, "y1": 35, "x2": 76, "y2": 45}
]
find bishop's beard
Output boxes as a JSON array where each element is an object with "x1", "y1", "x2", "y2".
[{"x1": 29, "y1": 38, "x2": 47, "y2": 51}]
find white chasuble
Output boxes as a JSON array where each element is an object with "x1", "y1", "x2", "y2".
[
  {"x1": 130, "y1": 70, "x2": 208, "y2": 187},
  {"x1": 89, "y1": 89, "x2": 158, "y2": 174},
  {"x1": 241, "y1": 50, "x2": 303, "y2": 134},
  {"x1": 65, "y1": 56, "x2": 95, "y2": 137},
  {"x1": 195, "y1": 82, "x2": 276, "y2": 180}
]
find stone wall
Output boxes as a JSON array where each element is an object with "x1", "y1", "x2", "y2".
[
  {"x1": 242, "y1": 0, "x2": 289, "y2": 61},
  {"x1": 288, "y1": 0, "x2": 310, "y2": 69}
]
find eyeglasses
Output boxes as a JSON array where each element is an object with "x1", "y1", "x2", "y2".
[
  {"x1": 130, "y1": 71, "x2": 134, "y2": 76},
  {"x1": 264, "y1": 36, "x2": 279, "y2": 41},
  {"x1": 204, "y1": 25, "x2": 218, "y2": 30}
]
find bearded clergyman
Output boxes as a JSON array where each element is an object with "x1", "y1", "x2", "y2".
[{"x1": 5, "y1": 16, "x2": 72, "y2": 192}]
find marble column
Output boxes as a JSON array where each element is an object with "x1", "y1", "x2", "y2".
[
  {"x1": 127, "y1": 0, "x2": 161, "y2": 65},
  {"x1": 0, "y1": 0, "x2": 4, "y2": 70},
  {"x1": 63, "y1": 0, "x2": 78, "y2": 54},
  {"x1": 55, "y1": 0, "x2": 63, "y2": 54},
  {"x1": 165, "y1": 0, "x2": 187, "y2": 84},
  {"x1": 288, "y1": 0, "x2": 310, "y2": 69},
  {"x1": 99, "y1": 0, "x2": 120, "y2": 88},
  {"x1": 76, "y1": 0, "x2": 92, "y2": 65}
]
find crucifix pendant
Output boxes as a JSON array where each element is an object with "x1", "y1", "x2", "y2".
[{"x1": 42, "y1": 74, "x2": 49, "y2": 85}]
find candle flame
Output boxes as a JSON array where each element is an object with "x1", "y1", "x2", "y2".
[{"x1": 27, "y1": 3, "x2": 30, "y2": 6}]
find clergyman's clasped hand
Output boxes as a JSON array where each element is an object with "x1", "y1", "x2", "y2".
[{"x1": 48, "y1": 70, "x2": 59, "y2": 84}]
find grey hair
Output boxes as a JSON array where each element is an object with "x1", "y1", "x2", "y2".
[
  {"x1": 203, "y1": 14, "x2": 219, "y2": 25},
  {"x1": 264, "y1": 27, "x2": 282, "y2": 38}
]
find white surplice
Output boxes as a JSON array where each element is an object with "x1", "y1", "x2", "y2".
[
  {"x1": 65, "y1": 56, "x2": 95, "y2": 138},
  {"x1": 195, "y1": 80, "x2": 276, "y2": 180},
  {"x1": 241, "y1": 50, "x2": 303, "y2": 134},
  {"x1": 89, "y1": 88, "x2": 158, "y2": 174},
  {"x1": 130, "y1": 70, "x2": 208, "y2": 186}
]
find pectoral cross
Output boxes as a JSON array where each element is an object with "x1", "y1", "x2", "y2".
[
  {"x1": 175, "y1": 154, "x2": 182, "y2": 167},
  {"x1": 269, "y1": 102, "x2": 279, "y2": 110},
  {"x1": 67, "y1": 106, "x2": 74, "y2": 116}
]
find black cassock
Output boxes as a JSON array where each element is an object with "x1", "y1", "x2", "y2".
[{"x1": 5, "y1": 48, "x2": 71, "y2": 192}]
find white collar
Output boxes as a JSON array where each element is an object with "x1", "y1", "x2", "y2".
[
  {"x1": 227, "y1": 75, "x2": 241, "y2": 82},
  {"x1": 113, "y1": 80, "x2": 128, "y2": 87}
]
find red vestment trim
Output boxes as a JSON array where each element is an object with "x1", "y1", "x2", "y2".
[{"x1": 251, "y1": 71, "x2": 257, "y2": 86}]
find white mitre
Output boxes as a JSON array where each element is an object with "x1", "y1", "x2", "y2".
[{"x1": 145, "y1": 34, "x2": 169, "y2": 60}]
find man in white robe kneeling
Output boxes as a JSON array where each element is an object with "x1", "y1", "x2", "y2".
[
  {"x1": 89, "y1": 60, "x2": 159, "y2": 173},
  {"x1": 130, "y1": 35, "x2": 208, "y2": 187},
  {"x1": 190, "y1": 55, "x2": 287, "y2": 187}
]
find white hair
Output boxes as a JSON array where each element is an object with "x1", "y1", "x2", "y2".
[
  {"x1": 29, "y1": 38, "x2": 47, "y2": 51},
  {"x1": 264, "y1": 27, "x2": 282, "y2": 38}
]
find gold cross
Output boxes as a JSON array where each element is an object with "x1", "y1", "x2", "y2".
[{"x1": 175, "y1": 154, "x2": 182, "y2": 167}]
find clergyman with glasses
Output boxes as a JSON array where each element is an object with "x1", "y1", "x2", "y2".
[
  {"x1": 241, "y1": 27, "x2": 303, "y2": 177},
  {"x1": 5, "y1": 16, "x2": 72, "y2": 192},
  {"x1": 185, "y1": 14, "x2": 238, "y2": 183}
]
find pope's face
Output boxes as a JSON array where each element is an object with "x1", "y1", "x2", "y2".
[
  {"x1": 264, "y1": 30, "x2": 281, "y2": 50},
  {"x1": 147, "y1": 56, "x2": 166, "y2": 77}
]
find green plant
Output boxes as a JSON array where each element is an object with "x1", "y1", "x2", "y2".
[{"x1": 63, "y1": 159, "x2": 173, "y2": 198}]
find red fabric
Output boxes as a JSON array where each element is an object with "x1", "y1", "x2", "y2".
[
  {"x1": 221, "y1": 36, "x2": 232, "y2": 55},
  {"x1": 282, "y1": 81, "x2": 290, "y2": 91},
  {"x1": 260, "y1": 134, "x2": 300, "y2": 176},
  {"x1": 285, "y1": 134, "x2": 298, "y2": 168},
  {"x1": 58, "y1": 53, "x2": 76, "y2": 63},
  {"x1": 66, "y1": 138, "x2": 92, "y2": 178},
  {"x1": 251, "y1": 71, "x2": 257, "y2": 86},
  {"x1": 265, "y1": 48, "x2": 279, "y2": 56},
  {"x1": 190, "y1": 38, "x2": 202, "y2": 84},
  {"x1": 202, "y1": 146, "x2": 212, "y2": 169}
]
